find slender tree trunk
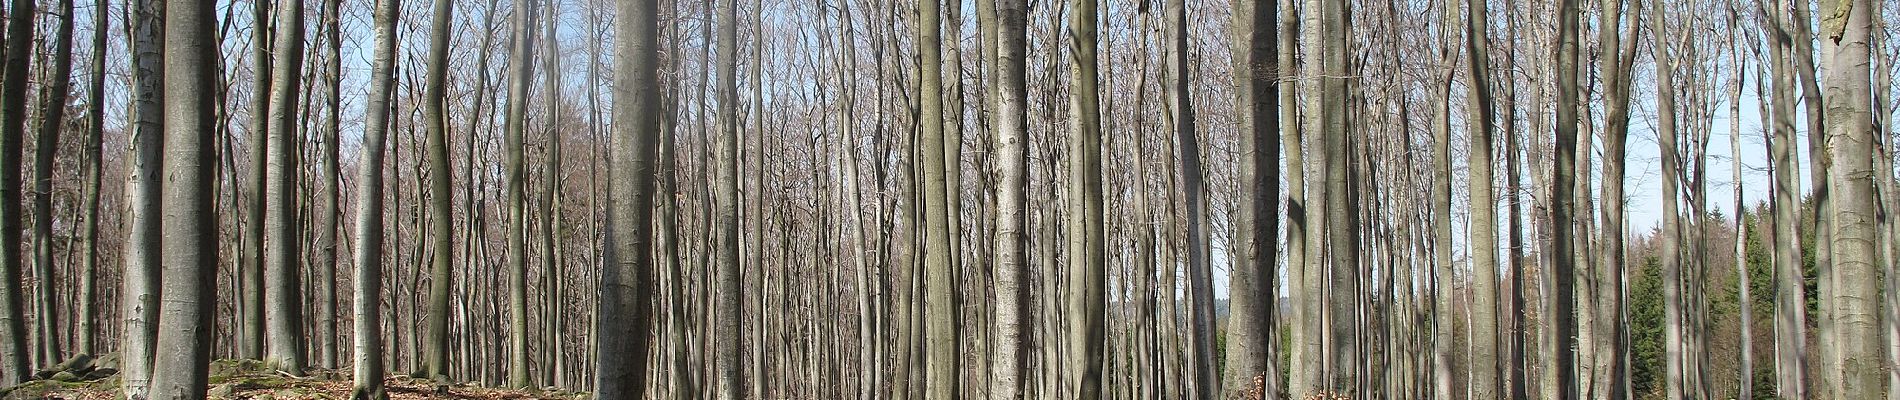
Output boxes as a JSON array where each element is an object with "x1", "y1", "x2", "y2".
[
  {"x1": 1318, "y1": 0, "x2": 1354, "y2": 391},
  {"x1": 1463, "y1": 0, "x2": 1500, "y2": 394},
  {"x1": 349, "y1": 0, "x2": 399, "y2": 396},
  {"x1": 1428, "y1": 0, "x2": 1456, "y2": 395},
  {"x1": 1066, "y1": 0, "x2": 1106, "y2": 394},
  {"x1": 1551, "y1": 0, "x2": 1581, "y2": 395},
  {"x1": 1224, "y1": 0, "x2": 1280, "y2": 395},
  {"x1": 915, "y1": 0, "x2": 963, "y2": 394},
  {"x1": 145, "y1": 0, "x2": 220, "y2": 394},
  {"x1": 1727, "y1": 7, "x2": 1751, "y2": 399},
  {"x1": 241, "y1": 0, "x2": 269, "y2": 361},
  {"x1": 118, "y1": 0, "x2": 165, "y2": 391},
  {"x1": 713, "y1": 0, "x2": 744, "y2": 392},
  {"x1": 420, "y1": 0, "x2": 453, "y2": 381},
  {"x1": 29, "y1": 0, "x2": 76, "y2": 363},
  {"x1": 746, "y1": 0, "x2": 767, "y2": 394},
  {"x1": 0, "y1": 0, "x2": 34, "y2": 384},
  {"x1": 1650, "y1": 2, "x2": 1686, "y2": 397},
  {"x1": 592, "y1": 0, "x2": 659, "y2": 394},
  {"x1": 986, "y1": 0, "x2": 1028, "y2": 394},
  {"x1": 262, "y1": 0, "x2": 309, "y2": 374},
  {"x1": 77, "y1": 0, "x2": 108, "y2": 358},
  {"x1": 312, "y1": 0, "x2": 343, "y2": 369},
  {"x1": 1168, "y1": 0, "x2": 1214, "y2": 395},
  {"x1": 1764, "y1": 0, "x2": 1809, "y2": 394},
  {"x1": 502, "y1": 0, "x2": 538, "y2": 386},
  {"x1": 1593, "y1": 1, "x2": 1637, "y2": 397}
]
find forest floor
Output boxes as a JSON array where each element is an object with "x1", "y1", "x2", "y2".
[{"x1": 3, "y1": 357, "x2": 586, "y2": 400}]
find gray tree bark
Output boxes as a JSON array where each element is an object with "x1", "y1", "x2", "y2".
[
  {"x1": 714, "y1": 0, "x2": 744, "y2": 394},
  {"x1": 348, "y1": 0, "x2": 400, "y2": 397},
  {"x1": 118, "y1": 0, "x2": 165, "y2": 392},
  {"x1": 77, "y1": 0, "x2": 108, "y2": 357},
  {"x1": 591, "y1": 0, "x2": 659, "y2": 394},
  {"x1": 240, "y1": 0, "x2": 268, "y2": 361},
  {"x1": 1428, "y1": 1, "x2": 1456, "y2": 395},
  {"x1": 1066, "y1": 0, "x2": 1106, "y2": 394},
  {"x1": 986, "y1": 0, "x2": 1028, "y2": 395},
  {"x1": 0, "y1": 0, "x2": 34, "y2": 385},
  {"x1": 502, "y1": 0, "x2": 537, "y2": 386},
  {"x1": 1819, "y1": 0, "x2": 1880, "y2": 396},
  {"x1": 1223, "y1": 0, "x2": 1279, "y2": 395},
  {"x1": 1551, "y1": 0, "x2": 1581, "y2": 394},
  {"x1": 30, "y1": 0, "x2": 76, "y2": 363},
  {"x1": 1592, "y1": 1, "x2": 1638, "y2": 398},
  {"x1": 144, "y1": 0, "x2": 220, "y2": 394},
  {"x1": 420, "y1": 0, "x2": 454, "y2": 381},
  {"x1": 916, "y1": 0, "x2": 961, "y2": 395},
  {"x1": 1462, "y1": 0, "x2": 1500, "y2": 394},
  {"x1": 262, "y1": 0, "x2": 309, "y2": 374},
  {"x1": 1764, "y1": 0, "x2": 1809, "y2": 394},
  {"x1": 313, "y1": 0, "x2": 343, "y2": 368},
  {"x1": 1168, "y1": 0, "x2": 1215, "y2": 395}
]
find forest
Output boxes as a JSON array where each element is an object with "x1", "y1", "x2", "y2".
[{"x1": 0, "y1": 0, "x2": 1891, "y2": 396}]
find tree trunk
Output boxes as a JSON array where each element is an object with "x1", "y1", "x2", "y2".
[
  {"x1": 263, "y1": 0, "x2": 309, "y2": 374},
  {"x1": 592, "y1": 0, "x2": 659, "y2": 394},
  {"x1": 1727, "y1": 7, "x2": 1751, "y2": 398},
  {"x1": 1593, "y1": 0, "x2": 1638, "y2": 397},
  {"x1": 77, "y1": 0, "x2": 108, "y2": 358},
  {"x1": 714, "y1": 0, "x2": 744, "y2": 393},
  {"x1": 1319, "y1": 0, "x2": 1354, "y2": 391},
  {"x1": 145, "y1": 0, "x2": 220, "y2": 394},
  {"x1": 1650, "y1": 2, "x2": 1686, "y2": 397},
  {"x1": 916, "y1": 0, "x2": 961, "y2": 395},
  {"x1": 986, "y1": 0, "x2": 1028, "y2": 395},
  {"x1": 29, "y1": 0, "x2": 75, "y2": 363},
  {"x1": 1819, "y1": 0, "x2": 1880, "y2": 396},
  {"x1": 1224, "y1": 0, "x2": 1279, "y2": 395},
  {"x1": 313, "y1": 0, "x2": 343, "y2": 369},
  {"x1": 1764, "y1": 0, "x2": 1809, "y2": 394},
  {"x1": 421, "y1": 0, "x2": 454, "y2": 381},
  {"x1": 118, "y1": 0, "x2": 164, "y2": 391},
  {"x1": 241, "y1": 0, "x2": 269, "y2": 361},
  {"x1": 502, "y1": 0, "x2": 537, "y2": 386},
  {"x1": 1066, "y1": 0, "x2": 1105, "y2": 394},
  {"x1": 1551, "y1": 0, "x2": 1581, "y2": 395},
  {"x1": 1168, "y1": 0, "x2": 1214, "y2": 395},
  {"x1": 1428, "y1": 0, "x2": 1456, "y2": 394},
  {"x1": 0, "y1": 0, "x2": 33, "y2": 385},
  {"x1": 1463, "y1": 0, "x2": 1500, "y2": 394},
  {"x1": 349, "y1": 0, "x2": 399, "y2": 396}
]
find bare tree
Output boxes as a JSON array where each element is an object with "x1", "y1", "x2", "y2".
[
  {"x1": 348, "y1": 0, "x2": 400, "y2": 397},
  {"x1": 1066, "y1": 0, "x2": 1106, "y2": 393},
  {"x1": 1223, "y1": 0, "x2": 1280, "y2": 395},
  {"x1": 77, "y1": 0, "x2": 110, "y2": 357},
  {"x1": 30, "y1": 0, "x2": 77, "y2": 362},
  {"x1": 0, "y1": 0, "x2": 35, "y2": 385},
  {"x1": 145, "y1": 0, "x2": 222, "y2": 394},
  {"x1": 986, "y1": 0, "x2": 1029, "y2": 394},
  {"x1": 420, "y1": 0, "x2": 454, "y2": 381},
  {"x1": 1762, "y1": 0, "x2": 1809, "y2": 396},
  {"x1": 312, "y1": 0, "x2": 344, "y2": 368},
  {"x1": 714, "y1": 0, "x2": 745, "y2": 393},
  {"x1": 1461, "y1": 0, "x2": 1500, "y2": 394},
  {"x1": 1819, "y1": 0, "x2": 1880, "y2": 396},
  {"x1": 591, "y1": 0, "x2": 660, "y2": 395},
  {"x1": 263, "y1": 0, "x2": 310, "y2": 375},
  {"x1": 502, "y1": 0, "x2": 538, "y2": 386},
  {"x1": 118, "y1": 0, "x2": 165, "y2": 392}
]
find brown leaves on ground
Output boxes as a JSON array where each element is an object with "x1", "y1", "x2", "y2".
[{"x1": 26, "y1": 362, "x2": 584, "y2": 400}]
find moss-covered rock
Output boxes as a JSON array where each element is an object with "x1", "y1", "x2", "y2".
[{"x1": 0, "y1": 378, "x2": 88, "y2": 400}]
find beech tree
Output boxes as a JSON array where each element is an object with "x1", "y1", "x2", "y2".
[{"x1": 348, "y1": 0, "x2": 399, "y2": 396}]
